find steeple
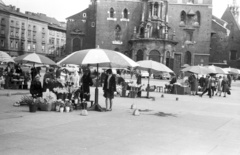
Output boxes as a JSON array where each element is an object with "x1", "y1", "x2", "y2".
[{"x1": 229, "y1": 0, "x2": 239, "y2": 23}]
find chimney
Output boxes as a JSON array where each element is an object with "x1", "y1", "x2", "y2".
[{"x1": 16, "y1": 8, "x2": 20, "y2": 12}]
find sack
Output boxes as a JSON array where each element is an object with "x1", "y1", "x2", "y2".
[{"x1": 227, "y1": 90, "x2": 231, "y2": 95}]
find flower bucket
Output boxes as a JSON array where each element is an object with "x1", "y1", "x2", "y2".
[
  {"x1": 40, "y1": 103, "x2": 52, "y2": 111},
  {"x1": 55, "y1": 105, "x2": 60, "y2": 112},
  {"x1": 81, "y1": 110, "x2": 88, "y2": 116},
  {"x1": 65, "y1": 106, "x2": 70, "y2": 113},
  {"x1": 60, "y1": 107, "x2": 64, "y2": 113},
  {"x1": 29, "y1": 104, "x2": 37, "y2": 112}
]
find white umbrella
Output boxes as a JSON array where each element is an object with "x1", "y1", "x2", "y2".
[
  {"x1": 57, "y1": 48, "x2": 139, "y2": 111},
  {"x1": 137, "y1": 60, "x2": 174, "y2": 98},
  {"x1": 0, "y1": 51, "x2": 14, "y2": 63},
  {"x1": 15, "y1": 53, "x2": 56, "y2": 65},
  {"x1": 205, "y1": 65, "x2": 228, "y2": 74},
  {"x1": 223, "y1": 67, "x2": 240, "y2": 74}
]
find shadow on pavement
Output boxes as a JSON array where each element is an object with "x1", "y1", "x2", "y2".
[{"x1": 153, "y1": 112, "x2": 177, "y2": 117}]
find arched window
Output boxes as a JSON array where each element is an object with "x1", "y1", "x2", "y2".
[
  {"x1": 184, "y1": 51, "x2": 192, "y2": 65},
  {"x1": 196, "y1": 11, "x2": 201, "y2": 25},
  {"x1": 166, "y1": 51, "x2": 171, "y2": 67},
  {"x1": 149, "y1": 50, "x2": 161, "y2": 62},
  {"x1": 139, "y1": 27, "x2": 145, "y2": 38},
  {"x1": 123, "y1": 8, "x2": 128, "y2": 19},
  {"x1": 110, "y1": 8, "x2": 114, "y2": 18},
  {"x1": 136, "y1": 50, "x2": 144, "y2": 61},
  {"x1": 180, "y1": 11, "x2": 186, "y2": 23},
  {"x1": 153, "y1": 3, "x2": 159, "y2": 16},
  {"x1": 1, "y1": 18, "x2": 5, "y2": 25},
  {"x1": 115, "y1": 25, "x2": 121, "y2": 41}
]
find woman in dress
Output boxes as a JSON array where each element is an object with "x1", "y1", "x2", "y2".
[
  {"x1": 221, "y1": 76, "x2": 229, "y2": 97},
  {"x1": 103, "y1": 69, "x2": 116, "y2": 111},
  {"x1": 189, "y1": 74, "x2": 198, "y2": 95},
  {"x1": 80, "y1": 68, "x2": 93, "y2": 102}
]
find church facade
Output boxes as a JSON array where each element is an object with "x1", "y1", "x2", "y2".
[{"x1": 66, "y1": 0, "x2": 213, "y2": 73}]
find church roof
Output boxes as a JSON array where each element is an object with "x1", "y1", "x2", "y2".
[
  {"x1": 0, "y1": 0, "x2": 5, "y2": 5},
  {"x1": 221, "y1": 6, "x2": 240, "y2": 32}
]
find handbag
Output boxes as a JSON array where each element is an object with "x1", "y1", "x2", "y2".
[{"x1": 227, "y1": 90, "x2": 231, "y2": 95}]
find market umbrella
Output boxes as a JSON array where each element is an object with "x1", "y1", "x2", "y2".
[
  {"x1": 0, "y1": 51, "x2": 15, "y2": 63},
  {"x1": 181, "y1": 65, "x2": 212, "y2": 75},
  {"x1": 223, "y1": 67, "x2": 240, "y2": 74},
  {"x1": 205, "y1": 65, "x2": 228, "y2": 74},
  {"x1": 14, "y1": 53, "x2": 56, "y2": 65},
  {"x1": 58, "y1": 48, "x2": 139, "y2": 111},
  {"x1": 137, "y1": 60, "x2": 174, "y2": 98}
]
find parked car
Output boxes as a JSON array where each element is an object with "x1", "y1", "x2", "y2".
[
  {"x1": 61, "y1": 64, "x2": 79, "y2": 73},
  {"x1": 153, "y1": 72, "x2": 171, "y2": 80}
]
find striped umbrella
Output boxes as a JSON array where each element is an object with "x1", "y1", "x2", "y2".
[
  {"x1": 57, "y1": 48, "x2": 139, "y2": 111},
  {"x1": 205, "y1": 65, "x2": 227, "y2": 74},
  {"x1": 14, "y1": 53, "x2": 56, "y2": 65},
  {"x1": 57, "y1": 48, "x2": 139, "y2": 68},
  {"x1": 0, "y1": 51, "x2": 14, "y2": 63}
]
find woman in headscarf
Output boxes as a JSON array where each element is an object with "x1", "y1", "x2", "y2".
[
  {"x1": 221, "y1": 76, "x2": 229, "y2": 97},
  {"x1": 80, "y1": 68, "x2": 93, "y2": 102}
]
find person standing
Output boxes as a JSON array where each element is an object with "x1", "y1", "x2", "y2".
[
  {"x1": 103, "y1": 69, "x2": 116, "y2": 111},
  {"x1": 31, "y1": 64, "x2": 38, "y2": 81},
  {"x1": 43, "y1": 67, "x2": 55, "y2": 92},
  {"x1": 199, "y1": 75, "x2": 205, "y2": 91},
  {"x1": 80, "y1": 68, "x2": 93, "y2": 102},
  {"x1": 189, "y1": 74, "x2": 197, "y2": 96},
  {"x1": 215, "y1": 76, "x2": 222, "y2": 96},
  {"x1": 221, "y1": 76, "x2": 229, "y2": 97},
  {"x1": 200, "y1": 75, "x2": 211, "y2": 98},
  {"x1": 30, "y1": 75, "x2": 43, "y2": 98}
]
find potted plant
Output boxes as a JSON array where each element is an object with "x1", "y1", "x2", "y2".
[{"x1": 24, "y1": 96, "x2": 37, "y2": 112}]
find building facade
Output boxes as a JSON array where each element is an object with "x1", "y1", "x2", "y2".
[
  {"x1": 210, "y1": 1, "x2": 240, "y2": 69},
  {"x1": 0, "y1": 2, "x2": 66, "y2": 60},
  {"x1": 66, "y1": 0, "x2": 213, "y2": 73}
]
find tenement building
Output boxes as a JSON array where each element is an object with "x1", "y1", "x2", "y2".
[
  {"x1": 0, "y1": 1, "x2": 66, "y2": 59},
  {"x1": 66, "y1": 0, "x2": 212, "y2": 73}
]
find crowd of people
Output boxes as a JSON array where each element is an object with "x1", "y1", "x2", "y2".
[{"x1": 185, "y1": 74, "x2": 233, "y2": 98}]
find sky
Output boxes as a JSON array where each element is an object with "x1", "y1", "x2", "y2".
[{"x1": 2, "y1": 0, "x2": 240, "y2": 22}]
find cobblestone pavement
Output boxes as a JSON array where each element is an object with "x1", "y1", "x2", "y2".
[{"x1": 0, "y1": 79, "x2": 240, "y2": 155}]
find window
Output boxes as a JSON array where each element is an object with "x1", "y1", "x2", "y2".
[
  {"x1": 33, "y1": 32, "x2": 36, "y2": 40},
  {"x1": 10, "y1": 40, "x2": 14, "y2": 48},
  {"x1": 10, "y1": 28, "x2": 14, "y2": 36},
  {"x1": 195, "y1": 11, "x2": 201, "y2": 25},
  {"x1": 16, "y1": 30, "x2": 19, "y2": 37},
  {"x1": 115, "y1": 25, "x2": 121, "y2": 41},
  {"x1": 33, "y1": 43, "x2": 36, "y2": 51},
  {"x1": 21, "y1": 41, "x2": 24, "y2": 49},
  {"x1": 83, "y1": 13, "x2": 86, "y2": 18},
  {"x1": 42, "y1": 27, "x2": 45, "y2": 33},
  {"x1": 180, "y1": 11, "x2": 186, "y2": 23},
  {"x1": 42, "y1": 34, "x2": 45, "y2": 40},
  {"x1": 230, "y1": 50, "x2": 237, "y2": 60},
  {"x1": 33, "y1": 25, "x2": 36, "y2": 31},
  {"x1": 42, "y1": 45, "x2": 45, "y2": 52},
  {"x1": 21, "y1": 22, "x2": 25, "y2": 29},
  {"x1": 1, "y1": 18, "x2": 5, "y2": 25},
  {"x1": 110, "y1": 8, "x2": 114, "y2": 18},
  {"x1": 27, "y1": 43, "x2": 31, "y2": 51},
  {"x1": 123, "y1": 8, "x2": 128, "y2": 19},
  {"x1": 57, "y1": 39, "x2": 59, "y2": 45},
  {"x1": 16, "y1": 21, "x2": 19, "y2": 27},
  {"x1": 1, "y1": 40, "x2": 4, "y2": 47},
  {"x1": 28, "y1": 24, "x2": 31, "y2": 30},
  {"x1": 28, "y1": 30, "x2": 31, "y2": 38},
  {"x1": 91, "y1": 22, "x2": 95, "y2": 27},
  {"x1": 11, "y1": 20, "x2": 14, "y2": 26},
  {"x1": 15, "y1": 41, "x2": 18, "y2": 49},
  {"x1": 187, "y1": 0, "x2": 194, "y2": 4},
  {"x1": 1, "y1": 28, "x2": 5, "y2": 35},
  {"x1": 21, "y1": 31, "x2": 25, "y2": 37}
]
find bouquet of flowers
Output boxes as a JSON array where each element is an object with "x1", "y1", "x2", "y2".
[{"x1": 42, "y1": 89, "x2": 57, "y2": 104}]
